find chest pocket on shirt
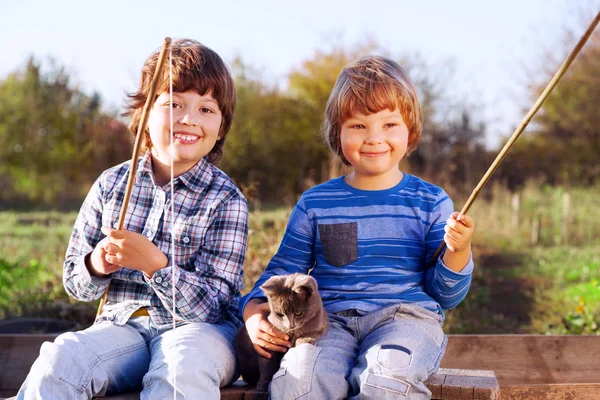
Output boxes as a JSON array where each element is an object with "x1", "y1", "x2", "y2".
[
  {"x1": 318, "y1": 222, "x2": 358, "y2": 267},
  {"x1": 174, "y1": 213, "x2": 209, "y2": 249}
]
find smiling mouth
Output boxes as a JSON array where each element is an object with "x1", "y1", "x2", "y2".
[
  {"x1": 361, "y1": 151, "x2": 388, "y2": 157},
  {"x1": 174, "y1": 133, "x2": 200, "y2": 144}
]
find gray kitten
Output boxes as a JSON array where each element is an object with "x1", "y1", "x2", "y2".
[{"x1": 235, "y1": 273, "x2": 329, "y2": 391}]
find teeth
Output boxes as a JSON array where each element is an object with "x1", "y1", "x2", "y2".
[{"x1": 175, "y1": 134, "x2": 197, "y2": 141}]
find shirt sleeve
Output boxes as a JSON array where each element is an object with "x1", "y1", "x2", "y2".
[
  {"x1": 239, "y1": 197, "x2": 315, "y2": 314},
  {"x1": 63, "y1": 175, "x2": 112, "y2": 301},
  {"x1": 424, "y1": 190, "x2": 473, "y2": 310},
  {"x1": 146, "y1": 192, "x2": 249, "y2": 323}
]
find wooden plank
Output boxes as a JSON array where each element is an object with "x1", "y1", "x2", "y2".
[
  {"x1": 427, "y1": 369, "x2": 499, "y2": 400},
  {"x1": 7, "y1": 334, "x2": 600, "y2": 397},
  {"x1": 426, "y1": 371, "x2": 445, "y2": 399},
  {"x1": 441, "y1": 335, "x2": 600, "y2": 385},
  {"x1": 0, "y1": 334, "x2": 57, "y2": 394},
  {"x1": 220, "y1": 381, "x2": 251, "y2": 400},
  {"x1": 243, "y1": 388, "x2": 269, "y2": 400},
  {"x1": 501, "y1": 383, "x2": 600, "y2": 399}
]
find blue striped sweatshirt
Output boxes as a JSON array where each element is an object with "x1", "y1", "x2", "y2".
[{"x1": 241, "y1": 174, "x2": 473, "y2": 318}]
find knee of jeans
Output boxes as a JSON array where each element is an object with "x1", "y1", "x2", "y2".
[
  {"x1": 358, "y1": 345, "x2": 429, "y2": 399},
  {"x1": 269, "y1": 344, "x2": 324, "y2": 400},
  {"x1": 37, "y1": 333, "x2": 98, "y2": 392}
]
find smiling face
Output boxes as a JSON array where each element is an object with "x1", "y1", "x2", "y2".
[
  {"x1": 340, "y1": 108, "x2": 409, "y2": 190},
  {"x1": 146, "y1": 90, "x2": 222, "y2": 183}
]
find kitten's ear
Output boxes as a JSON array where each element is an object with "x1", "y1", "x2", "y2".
[
  {"x1": 260, "y1": 276, "x2": 284, "y2": 298},
  {"x1": 292, "y1": 275, "x2": 317, "y2": 299}
]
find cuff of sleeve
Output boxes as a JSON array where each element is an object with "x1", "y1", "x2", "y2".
[
  {"x1": 437, "y1": 253, "x2": 474, "y2": 279},
  {"x1": 145, "y1": 263, "x2": 180, "y2": 289},
  {"x1": 79, "y1": 253, "x2": 111, "y2": 288}
]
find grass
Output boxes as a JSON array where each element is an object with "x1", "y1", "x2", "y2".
[{"x1": 1, "y1": 183, "x2": 599, "y2": 334}]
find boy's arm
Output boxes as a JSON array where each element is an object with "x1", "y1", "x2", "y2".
[
  {"x1": 146, "y1": 193, "x2": 249, "y2": 323},
  {"x1": 239, "y1": 200, "x2": 315, "y2": 315},
  {"x1": 63, "y1": 176, "x2": 112, "y2": 301},
  {"x1": 424, "y1": 192, "x2": 474, "y2": 310}
]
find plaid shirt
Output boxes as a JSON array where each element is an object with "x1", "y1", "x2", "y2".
[{"x1": 64, "y1": 152, "x2": 248, "y2": 326}]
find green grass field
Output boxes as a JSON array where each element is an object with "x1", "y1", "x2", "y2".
[{"x1": 1, "y1": 184, "x2": 598, "y2": 334}]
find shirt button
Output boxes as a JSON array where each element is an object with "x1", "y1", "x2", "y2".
[
  {"x1": 146, "y1": 231, "x2": 153, "y2": 238},
  {"x1": 155, "y1": 277, "x2": 163, "y2": 284},
  {"x1": 183, "y1": 237, "x2": 190, "y2": 244},
  {"x1": 162, "y1": 282, "x2": 168, "y2": 288}
]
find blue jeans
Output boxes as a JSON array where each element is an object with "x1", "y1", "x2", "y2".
[
  {"x1": 269, "y1": 303, "x2": 447, "y2": 400},
  {"x1": 17, "y1": 317, "x2": 238, "y2": 400}
]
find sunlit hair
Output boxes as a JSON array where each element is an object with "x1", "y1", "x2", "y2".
[
  {"x1": 321, "y1": 56, "x2": 422, "y2": 165},
  {"x1": 124, "y1": 39, "x2": 236, "y2": 164}
]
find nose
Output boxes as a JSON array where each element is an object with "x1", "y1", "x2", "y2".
[
  {"x1": 364, "y1": 128, "x2": 384, "y2": 145},
  {"x1": 178, "y1": 109, "x2": 200, "y2": 126}
]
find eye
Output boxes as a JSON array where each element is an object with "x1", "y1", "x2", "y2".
[
  {"x1": 165, "y1": 102, "x2": 182, "y2": 109},
  {"x1": 200, "y1": 107, "x2": 214, "y2": 114},
  {"x1": 350, "y1": 124, "x2": 365, "y2": 130},
  {"x1": 384, "y1": 123, "x2": 397, "y2": 128},
  {"x1": 294, "y1": 311, "x2": 303, "y2": 316},
  {"x1": 276, "y1": 313, "x2": 284, "y2": 318}
]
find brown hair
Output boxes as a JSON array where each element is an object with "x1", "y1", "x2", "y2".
[
  {"x1": 321, "y1": 56, "x2": 422, "y2": 165},
  {"x1": 124, "y1": 39, "x2": 236, "y2": 163}
]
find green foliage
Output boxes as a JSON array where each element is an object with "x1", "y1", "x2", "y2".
[
  {"x1": 465, "y1": 182, "x2": 600, "y2": 249},
  {"x1": 0, "y1": 57, "x2": 132, "y2": 209},
  {"x1": 2, "y1": 194, "x2": 600, "y2": 335},
  {"x1": 557, "y1": 300, "x2": 599, "y2": 335},
  {"x1": 496, "y1": 20, "x2": 600, "y2": 188}
]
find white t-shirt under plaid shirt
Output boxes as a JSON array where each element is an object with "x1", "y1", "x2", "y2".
[{"x1": 64, "y1": 152, "x2": 248, "y2": 326}]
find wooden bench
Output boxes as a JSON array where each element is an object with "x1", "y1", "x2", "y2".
[
  {"x1": 93, "y1": 369, "x2": 500, "y2": 399},
  {"x1": 0, "y1": 333, "x2": 499, "y2": 399},
  {"x1": 87, "y1": 369, "x2": 499, "y2": 399},
  {"x1": 5, "y1": 333, "x2": 600, "y2": 399}
]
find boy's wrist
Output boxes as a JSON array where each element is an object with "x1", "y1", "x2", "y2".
[
  {"x1": 442, "y1": 244, "x2": 472, "y2": 272},
  {"x1": 85, "y1": 252, "x2": 108, "y2": 278},
  {"x1": 144, "y1": 253, "x2": 169, "y2": 278},
  {"x1": 243, "y1": 298, "x2": 267, "y2": 323}
]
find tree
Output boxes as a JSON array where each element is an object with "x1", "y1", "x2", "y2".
[
  {"x1": 502, "y1": 8, "x2": 600, "y2": 186},
  {"x1": 0, "y1": 57, "x2": 131, "y2": 208}
]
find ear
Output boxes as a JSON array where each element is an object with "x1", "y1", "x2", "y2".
[
  {"x1": 292, "y1": 275, "x2": 316, "y2": 299},
  {"x1": 260, "y1": 276, "x2": 284, "y2": 298}
]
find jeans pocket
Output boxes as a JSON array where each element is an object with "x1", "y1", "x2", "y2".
[{"x1": 318, "y1": 222, "x2": 359, "y2": 267}]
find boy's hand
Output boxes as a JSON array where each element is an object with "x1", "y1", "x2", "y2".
[
  {"x1": 443, "y1": 212, "x2": 475, "y2": 253},
  {"x1": 88, "y1": 237, "x2": 121, "y2": 276},
  {"x1": 100, "y1": 227, "x2": 168, "y2": 278},
  {"x1": 244, "y1": 300, "x2": 292, "y2": 358}
]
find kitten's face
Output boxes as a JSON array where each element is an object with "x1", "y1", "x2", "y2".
[
  {"x1": 268, "y1": 296, "x2": 310, "y2": 330},
  {"x1": 260, "y1": 274, "x2": 319, "y2": 332}
]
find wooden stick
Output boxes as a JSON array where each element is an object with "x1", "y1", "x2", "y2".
[
  {"x1": 96, "y1": 37, "x2": 172, "y2": 318},
  {"x1": 430, "y1": 11, "x2": 600, "y2": 265}
]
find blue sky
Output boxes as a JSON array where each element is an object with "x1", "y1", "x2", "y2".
[{"x1": 1, "y1": 0, "x2": 597, "y2": 148}]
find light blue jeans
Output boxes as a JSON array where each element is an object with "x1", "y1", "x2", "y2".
[
  {"x1": 17, "y1": 316, "x2": 238, "y2": 400},
  {"x1": 269, "y1": 303, "x2": 447, "y2": 400}
]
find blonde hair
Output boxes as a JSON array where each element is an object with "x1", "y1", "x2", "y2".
[
  {"x1": 322, "y1": 56, "x2": 422, "y2": 165},
  {"x1": 124, "y1": 39, "x2": 236, "y2": 164}
]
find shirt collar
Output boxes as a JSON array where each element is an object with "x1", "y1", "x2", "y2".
[{"x1": 135, "y1": 151, "x2": 213, "y2": 192}]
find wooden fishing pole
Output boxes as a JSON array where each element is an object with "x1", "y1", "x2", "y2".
[
  {"x1": 96, "y1": 37, "x2": 172, "y2": 318},
  {"x1": 431, "y1": 11, "x2": 600, "y2": 264}
]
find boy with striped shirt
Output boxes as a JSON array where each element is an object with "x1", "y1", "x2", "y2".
[{"x1": 241, "y1": 56, "x2": 475, "y2": 399}]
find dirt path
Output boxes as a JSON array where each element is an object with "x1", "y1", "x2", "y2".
[{"x1": 445, "y1": 245, "x2": 542, "y2": 334}]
